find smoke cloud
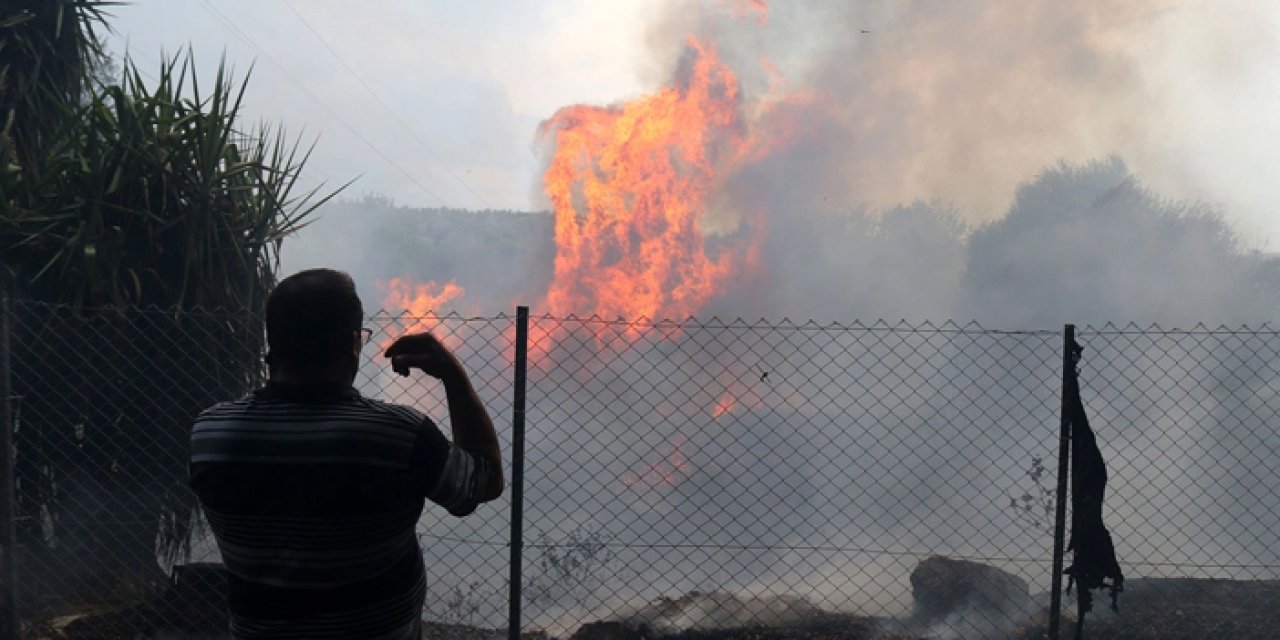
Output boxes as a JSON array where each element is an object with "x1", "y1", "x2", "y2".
[
  {"x1": 652, "y1": 0, "x2": 1279, "y2": 231},
  {"x1": 273, "y1": 1, "x2": 1280, "y2": 634},
  {"x1": 286, "y1": 1, "x2": 1280, "y2": 329}
]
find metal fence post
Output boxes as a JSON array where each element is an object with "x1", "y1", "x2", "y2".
[
  {"x1": 1048, "y1": 324, "x2": 1075, "y2": 640},
  {"x1": 0, "y1": 289, "x2": 18, "y2": 640},
  {"x1": 508, "y1": 307, "x2": 528, "y2": 640}
]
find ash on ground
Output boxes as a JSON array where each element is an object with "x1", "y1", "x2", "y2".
[{"x1": 25, "y1": 557, "x2": 1280, "y2": 639}]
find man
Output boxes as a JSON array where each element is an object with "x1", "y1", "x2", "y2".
[{"x1": 190, "y1": 268, "x2": 503, "y2": 639}]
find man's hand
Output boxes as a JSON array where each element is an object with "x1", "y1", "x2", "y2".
[{"x1": 383, "y1": 332, "x2": 462, "y2": 380}]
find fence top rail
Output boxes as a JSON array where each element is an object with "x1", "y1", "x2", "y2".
[
  {"x1": 7, "y1": 300, "x2": 519, "y2": 323},
  {"x1": 9, "y1": 299, "x2": 265, "y2": 319},
  {"x1": 524, "y1": 314, "x2": 1067, "y2": 335},
  {"x1": 11, "y1": 299, "x2": 1280, "y2": 337},
  {"x1": 1079, "y1": 322, "x2": 1280, "y2": 336}
]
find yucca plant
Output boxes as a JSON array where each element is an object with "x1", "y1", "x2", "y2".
[
  {"x1": 0, "y1": 0, "x2": 110, "y2": 178},
  {"x1": 2, "y1": 1, "x2": 344, "y2": 620},
  {"x1": 6, "y1": 54, "x2": 334, "y2": 307}
]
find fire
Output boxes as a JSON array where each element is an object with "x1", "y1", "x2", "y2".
[
  {"x1": 381, "y1": 278, "x2": 465, "y2": 316},
  {"x1": 380, "y1": 14, "x2": 812, "y2": 364},
  {"x1": 712, "y1": 394, "x2": 737, "y2": 419},
  {"x1": 711, "y1": 380, "x2": 769, "y2": 419},
  {"x1": 378, "y1": 277, "x2": 465, "y2": 350},
  {"x1": 621, "y1": 437, "x2": 692, "y2": 489},
  {"x1": 726, "y1": 0, "x2": 768, "y2": 23},
  {"x1": 537, "y1": 38, "x2": 761, "y2": 339}
]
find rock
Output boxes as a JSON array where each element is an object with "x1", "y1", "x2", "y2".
[
  {"x1": 571, "y1": 620, "x2": 654, "y2": 640},
  {"x1": 909, "y1": 555, "x2": 1029, "y2": 626}
]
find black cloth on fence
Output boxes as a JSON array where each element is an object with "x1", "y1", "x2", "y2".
[{"x1": 1063, "y1": 340, "x2": 1124, "y2": 638}]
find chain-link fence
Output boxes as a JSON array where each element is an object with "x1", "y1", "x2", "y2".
[
  {"x1": 1069, "y1": 326, "x2": 1280, "y2": 639},
  {"x1": 2, "y1": 300, "x2": 1278, "y2": 639},
  {"x1": 520, "y1": 317, "x2": 1062, "y2": 640},
  {"x1": 5, "y1": 300, "x2": 264, "y2": 639}
]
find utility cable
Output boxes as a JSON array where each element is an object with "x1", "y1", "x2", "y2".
[
  {"x1": 282, "y1": 0, "x2": 491, "y2": 210},
  {"x1": 195, "y1": 0, "x2": 451, "y2": 207}
]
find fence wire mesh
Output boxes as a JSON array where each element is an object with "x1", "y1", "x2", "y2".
[
  {"x1": 3, "y1": 300, "x2": 1279, "y2": 639},
  {"x1": 1069, "y1": 325, "x2": 1280, "y2": 639},
  {"x1": 520, "y1": 317, "x2": 1062, "y2": 639},
  {"x1": 8, "y1": 301, "x2": 264, "y2": 638}
]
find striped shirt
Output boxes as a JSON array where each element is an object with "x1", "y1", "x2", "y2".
[{"x1": 190, "y1": 382, "x2": 492, "y2": 639}]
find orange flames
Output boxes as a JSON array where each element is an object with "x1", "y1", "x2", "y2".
[
  {"x1": 381, "y1": 278, "x2": 465, "y2": 316},
  {"x1": 384, "y1": 26, "x2": 806, "y2": 346},
  {"x1": 378, "y1": 14, "x2": 807, "y2": 427},
  {"x1": 378, "y1": 277, "x2": 465, "y2": 349},
  {"x1": 712, "y1": 394, "x2": 737, "y2": 419},
  {"x1": 726, "y1": 0, "x2": 768, "y2": 24},
  {"x1": 711, "y1": 380, "x2": 768, "y2": 419},
  {"x1": 537, "y1": 38, "x2": 761, "y2": 337}
]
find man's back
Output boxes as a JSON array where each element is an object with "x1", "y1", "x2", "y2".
[
  {"x1": 191, "y1": 382, "x2": 490, "y2": 639},
  {"x1": 190, "y1": 269, "x2": 503, "y2": 638}
]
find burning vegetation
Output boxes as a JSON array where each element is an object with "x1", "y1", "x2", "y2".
[
  {"x1": 288, "y1": 1, "x2": 1280, "y2": 637},
  {"x1": 537, "y1": 37, "x2": 758, "y2": 333}
]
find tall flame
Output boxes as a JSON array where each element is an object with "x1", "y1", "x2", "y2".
[
  {"x1": 377, "y1": 21, "x2": 795, "y2": 488},
  {"x1": 381, "y1": 22, "x2": 808, "y2": 363},
  {"x1": 537, "y1": 38, "x2": 759, "y2": 333}
]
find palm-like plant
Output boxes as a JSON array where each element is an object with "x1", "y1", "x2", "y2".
[
  {"x1": 2, "y1": 1, "x2": 344, "y2": 621},
  {"x1": 0, "y1": 0, "x2": 110, "y2": 181},
  {"x1": 5, "y1": 54, "x2": 333, "y2": 308}
]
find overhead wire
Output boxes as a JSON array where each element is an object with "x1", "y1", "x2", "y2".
[
  {"x1": 282, "y1": 0, "x2": 491, "y2": 210},
  {"x1": 114, "y1": 37, "x2": 350, "y2": 192},
  {"x1": 114, "y1": 36, "x2": 161, "y2": 84},
  {"x1": 194, "y1": 0, "x2": 451, "y2": 207}
]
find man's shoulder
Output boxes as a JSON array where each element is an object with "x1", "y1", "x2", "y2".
[
  {"x1": 357, "y1": 397, "x2": 432, "y2": 429},
  {"x1": 194, "y1": 396, "x2": 254, "y2": 422},
  {"x1": 193, "y1": 393, "x2": 430, "y2": 431}
]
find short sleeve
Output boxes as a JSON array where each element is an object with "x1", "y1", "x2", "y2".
[{"x1": 409, "y1": 419, "x2": 492, "y2": 517}]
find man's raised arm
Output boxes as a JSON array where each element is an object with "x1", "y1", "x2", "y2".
[{"x1": 385, "y1": 332, "x2": 504, "y2": 501}]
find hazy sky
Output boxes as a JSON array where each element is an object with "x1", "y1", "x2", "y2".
[
  {"x1": 104, "y1": 1, "x2": 1280, "y2": 248},
  {"x1": 105, "y1": 0, "x2": 664, "y2": 211}
]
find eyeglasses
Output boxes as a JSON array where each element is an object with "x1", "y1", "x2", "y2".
[{"x1": 357, "y1": 327, "x2": 374, "y2": 346}]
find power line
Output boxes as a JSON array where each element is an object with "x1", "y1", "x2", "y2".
[
  {"x1": 282, "y1": 0, "x2": 491, "y2": 210},
  {"x1": 113, "y1": 36, "x2": 160, "y2": 84},
  {"x1": 114, "y1": 37, "x2": 345, "y2": 193},
  {"x1": 194, "y1": 0, "x2": 451, "y2": 207}
]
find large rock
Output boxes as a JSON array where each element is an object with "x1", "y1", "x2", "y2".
[
  {"x1": 571, "y1": 620, "x2": 654, "y2": 640},
  {"x1": 910, "y1": 556, "x2": 1029, "y2": 626}
]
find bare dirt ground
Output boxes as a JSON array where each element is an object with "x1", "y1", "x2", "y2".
[{"x1": 24, "y1": 576, "x2": 1280, "y2": 639}]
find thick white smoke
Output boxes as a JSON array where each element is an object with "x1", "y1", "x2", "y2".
[
  {"x1": 655, "y1": 0, "x2": 1280, "y2": 234},
  {"x1": 275, "y1": 1, "x2": 1280, "y2": 634}
]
